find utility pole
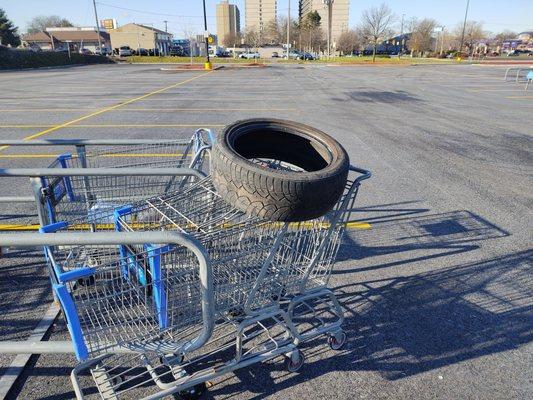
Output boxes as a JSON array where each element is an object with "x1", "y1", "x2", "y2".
[
  {"x1": 399, "y1": 13, "x2": 405, "y2": 59},
  {"x1": 323, "y1": 0, "x2": 334, "y2": 59},
  {"x1": 459, "y1": 0, "x2": 470, "y2": 55},
  {"x1": 439, "y1": 26, "x2": 445, "y2": 56},
  {"x1": 286, "y1": 0, "x2": 290, "y2": 59},
  {"x1": 202, "y1": 0, "x2": 211, "y2": 70},
  {"x1": 92, "y1": 0, "x2": 103, "y2": 54}
]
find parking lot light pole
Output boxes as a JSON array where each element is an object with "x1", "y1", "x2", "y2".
[
  {"x1": 203, "y1": 0, "x2": 212, "y2": 70},
  {"x1": 92, "y1": 0, "x2": 102, "y2": 54},
  {"x1": 323, "y1": 0, "x2": 333, "y2": 59},
  {"x1": 286, "y1": 0, "x2": 290, "y2": 60},
  {"x1": 459, "y1": 0, "x2": 470, "y2": 56}
]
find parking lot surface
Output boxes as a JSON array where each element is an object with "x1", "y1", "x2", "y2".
[{"x1": 0, "y1": 63, "x2": 531, "y2": 399}]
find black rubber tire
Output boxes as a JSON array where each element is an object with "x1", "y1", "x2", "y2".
[{"x1": 211, "y1": 119, "x2": 349, "y2": 222}]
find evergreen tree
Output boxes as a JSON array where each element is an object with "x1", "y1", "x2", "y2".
[{"x1": 0, "y1": 9, "x2": 21, "y2": 47}]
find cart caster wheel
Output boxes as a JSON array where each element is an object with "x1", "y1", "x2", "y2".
[
  {"x1": 173, "y1": 382, "x2": 208, "y2": 400},
  {"x1": 286, "y1": 349, "x2": 305, "y2": 372},
  {"x1": 327, "y1": 330, "x2": 346, "y2": 350}
]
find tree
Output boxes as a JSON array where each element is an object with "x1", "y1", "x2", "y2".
[
  {"x1": 223, "y1": 31, "x2": 242, "y2": 50},
  {"x1": 408, "y1": 18, "x2": 438, "y2": 56},
  {"x1": 336, "y1": 29, "x2": 361, "y2": 55},
  {"x1": 27, "y1": 15, "x2": 73, "y2": 33},
  {"x1": 0, "y1": 9, "x2": 20, "y2": 47},
  {"x1": 243, "y1": 27, "x2": 262, "y2": 49},
  {"x1": 360, "y1": 3, "x2": 395, "y2": 62},
  {"x1": 454, "y1": 21, "x2": 485, "y2": 54},
  {"x1": 492, "y1": 30, "x2": 517, "y2": 45},
  {"x1": 300, "y1": 11, "x2": 323, "y2": 52},
  {"x1": 278, "y1": 16, "x2": 299, "y2": 49},
  {"x1": 263, "y1": 19, "x2": 280, "y2": 44}
]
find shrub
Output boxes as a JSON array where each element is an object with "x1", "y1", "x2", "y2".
[{"x1": 0, "y1": 47, "x2": 113, "y2": 69}]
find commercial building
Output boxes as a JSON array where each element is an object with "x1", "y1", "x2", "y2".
[
  {"x1": 299, "y1": 0, "x2": 349, "y2": 46},
  {"x1": 245, "y1": 0, "x2": 277, "y2": 33},
  {"x1": 109, "y1": 23, "x2": 172, "y2": 54},
  {"x1": 216, "y1": 1, "x2": 241, "y2": 46},
  {"x1": 22, "y1": 27, "x2": 110, "y2": 52}
]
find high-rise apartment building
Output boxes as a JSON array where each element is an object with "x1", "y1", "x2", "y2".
[
  {"x1": 216, "y1": 1, "x2": 241, "y2": 46},
  {"x1": 299, "y1": 0, "x2": 349, "y2": 45},
  {"x1": 245, "y1": 0, "x2": 277, "y2": 33}
]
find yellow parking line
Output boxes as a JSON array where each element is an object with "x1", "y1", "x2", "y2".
[
  {"x1": 0, "y1": 153, "x2": 189, "y2": 159},
  {"x1": 0, "y1": 221, "x2": 372, "y2": 232},
  {"x1": 0, "y1": 124, "x2": 224, "y2": 128},
  {"x1": 0, "y1": 108, "x2": 297, "y2": 112},
  {"x1": 506, "y1": 96, "x2": 533, "y2": 99},
  {"x1": 0, "y1": 70, "x2": 214, "y2": 152}
]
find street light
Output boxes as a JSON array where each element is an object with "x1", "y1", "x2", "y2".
[{"x1": 323, "y1": 0, "x2": 334, "y2": 59}]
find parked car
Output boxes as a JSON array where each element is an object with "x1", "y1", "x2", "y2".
[
  {"x1": 136, "y1": 48, "x2": 149, "y2": 56},
  {"x1": 118, "y1": 46, "x2": 133, "y2": 57},
  {"x1": 169, "y1": 46, "x2": 184, "y2": 56},
  {"x1": 95, "y1": 47, "x2": 111, "y2": 56},
  {"x1": 239, "y1": 52, "x2": 260, "y2": 59},
  {"x1": 271, "y1": 51, "x2": 279, "y2": 58},
  {"x1": 298, "y1": 52, "x2": 315, "y2": 60},
  {"x1": 78, "y1": 48, "x2": 93, "y2": 55},
  {"x1": 149, "y1": 48, "x2": 160, "y2": 56},
  {"x1": 282, "y1": 51, "x2": 302, "y2": 60}
]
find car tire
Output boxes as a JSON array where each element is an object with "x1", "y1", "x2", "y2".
[{"x1": 211, "y1": 119, "x2": 350, "y2": 222}]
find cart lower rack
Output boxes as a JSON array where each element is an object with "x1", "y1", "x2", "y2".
[{"x1": 21, "y1": 165, "x2": 369, "y2": 399}]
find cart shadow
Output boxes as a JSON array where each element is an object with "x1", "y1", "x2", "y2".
[
  {"x1": 335, "y1": 205, "x2": 510, "y2": 274},
  {"x1": 210, "y1": 249, "x2": 532, "y2": 398}
]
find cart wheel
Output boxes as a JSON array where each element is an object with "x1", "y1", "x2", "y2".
[
  {"x1": 327, "y1": 330, "x2": 347, "y2": 350},
  {"x1": 173, "y1": 382, "x2": 208, "y2": 400},
  {"x1": 286, "y1": 349, "x2": 305, "y2": 372}
]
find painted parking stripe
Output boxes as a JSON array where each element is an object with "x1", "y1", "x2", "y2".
[
  {"x1": 0, "y1": 70, "x2": 214, "y2": 152},
  {"x1": 0, "y1": 221, "x2": 372, "y2": 231}
]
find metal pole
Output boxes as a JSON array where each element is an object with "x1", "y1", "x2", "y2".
[
  {"x1": 286, "y1": 0, "x2": 290, "y2": 59},
  {"x1": 459, "y1": 0, "x2": 470, "y2": 55},
  {"x1": 399, "y1": 13, "x2": 405, "y2": 59},
  {"x1": 202, "y1": 0, "x2": 211, "y2": 69},
  {"x1": 440, "y1": 25, "x2": 446, "y2": 56},
  {"x1": 92, "y1": 0, "x2": 103, "y2": 54},
  {"x1": 326, "y1": 1, "x2": 333, "y2": 59}
]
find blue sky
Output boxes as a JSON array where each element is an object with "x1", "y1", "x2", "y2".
[{"x1": 3, "y1": 0, "x2": 532, "y2": 36}]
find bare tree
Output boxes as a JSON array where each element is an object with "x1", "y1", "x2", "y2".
[
  {"x1": 491, "y1": 30, "x2": 516, "y2": 45},
  {"x1": 278, "y1": 16, "x2": 299, "y2": 49},
  {"x1": 336, "y1": 29, "x2": 361, "y2": 55},
  {"x1": 243, "y1": 27, "x2": 262, "y2": 50},
  {"x1": 223, "y1": 31, "x2": 242, "y2": 56},
  {"x1": 454, "y1": 21, "x2": 485, "y2": 54},
  {"x1": 263, "y1": 19, "x2": 279, "y2": 44},
  {"x1": 27, "y1": 15, "x2": 73, "y2": 33},
  {"x1": 360, "y1": 3, "x2": 395, "y2": 62},
  {"x1": 408, "y1": 18, "x2": 438, "y2": 56}
]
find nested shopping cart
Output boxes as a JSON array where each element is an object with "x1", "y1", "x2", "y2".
[
  {"x1": 34, "y1": 163, "x2": 369, "y2": 399},
  {"x1": 0, "y1": 129, "x2": 213, "y2": 228}
]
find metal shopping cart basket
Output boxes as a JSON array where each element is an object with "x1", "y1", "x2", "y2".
[
  {"x1": 35, "y1": 164, "x2": 369, "y2": 399},
  {"x1": 28, "y1": 129, "x2": 213, "y2": 226}
]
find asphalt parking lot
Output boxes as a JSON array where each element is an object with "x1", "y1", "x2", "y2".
[{"x1": 0, "y1": 63, "x2": 531, "y2": 400}]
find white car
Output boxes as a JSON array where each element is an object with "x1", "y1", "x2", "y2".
[
  {"x1": 118, "y1": 46, "x2": 133, "y2": 57},
  {"x1": 239, "y1": 52, "x2": 260, "y2": 59}
]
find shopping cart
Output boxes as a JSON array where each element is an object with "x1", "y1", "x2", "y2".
[
  {"x1": 12, "y1": 129, "x2": 214, "y2": 227},
  {"x1": 35, "y1": 165, "x2": 370, "y2": 399}
]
